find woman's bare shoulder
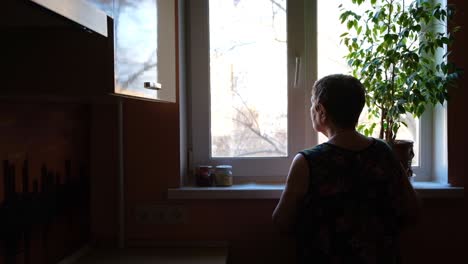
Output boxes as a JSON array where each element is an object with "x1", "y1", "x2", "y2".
[{"x1": 285, "y1": 153, "x2": 309, "y2": 196}]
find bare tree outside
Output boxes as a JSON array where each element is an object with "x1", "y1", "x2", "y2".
[
  {"x1": 87, "y1": 0, "x2": 421, "y2": 163},
  {"x1": 88, "y1": 0, "x2": 290, "y2": 157},
  {"x1": 209, "y1": 0, "x2": 288, "y2": 158}
]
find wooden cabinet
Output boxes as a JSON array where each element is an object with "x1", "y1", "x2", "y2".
[
  {"x1": 0, "y1": 0, "x2": 177, "y2": 103},
  {"x1": 88, "y1": 0, "x2": 177, "y2": 103},
  {"x1": 0, "y1": 0, "x2": 115, "y2": 103}
]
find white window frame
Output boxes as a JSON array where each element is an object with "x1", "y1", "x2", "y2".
[
  {"x1": 313, "y1": 0, "x2": 443, "y2": 183},
  {"x1": 398, "y1": 0, "x2": 449, "y2": 182},
  {"x1": 413, "y1": 110, "x2": 433, "y2": 181},
  {"x1": 187, "y1": 0, "x2": 314, "y2": 181},
  {"x1": 184, "y1": 0, "x2": 443, "y2": 183}
]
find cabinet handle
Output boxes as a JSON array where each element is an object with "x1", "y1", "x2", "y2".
[{"x1": 144, "y1": 82, "x2": 162, "y2": 90}]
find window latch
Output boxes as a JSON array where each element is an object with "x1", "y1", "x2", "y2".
[{"x1": 294, "y1": 56, "x2": 301, "y2": 88}]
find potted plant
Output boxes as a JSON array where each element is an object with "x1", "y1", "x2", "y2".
[{"x1": 339, "y1": 0, "x2": 461, "y2": 177}]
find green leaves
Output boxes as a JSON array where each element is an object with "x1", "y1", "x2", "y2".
[
  {"x1": 383, "y1": 33, "x2": 398, "y2": 44},
  {"x1": 338, "y1": 0, "x2": 460, "y2": 141}
]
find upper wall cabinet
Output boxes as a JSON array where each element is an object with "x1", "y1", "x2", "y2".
[
  {"x1": 0, "y1": 0, "x2": 176, "y2": 103},
  {"x1": 0, "y1": 0, "x2": 114, "y2": 102},
  {"x1": 88, "y1": 0, "x2": 177, "y2": 103}
]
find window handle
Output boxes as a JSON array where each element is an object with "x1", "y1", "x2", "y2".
[
  {"x1": 294, "y1": 56, "x2": 301, "y2": 88},
  {"x1": 144, "y1": 82, "x2": 162, "y2": 90}
]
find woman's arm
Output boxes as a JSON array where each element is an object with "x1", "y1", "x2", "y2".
[
  {"x1": 398, "y1": 168, "x2": 422, "y2": 228},
  {"x1": 272, "y1": 153, "x2": 309, "y2": 233}
]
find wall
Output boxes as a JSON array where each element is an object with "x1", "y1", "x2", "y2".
[
  {"x1": 89, "y1": 104, "x2": 119, "y2": 247},
  {"x1": 448, "y1": 0, "x2": 467, "y2": 187},
  {"x1": 91, "y1": 0, "x2": 466, "y2": 263},
  {"x1": 0, "y1": 103, "x2": 91, "y2": 264},
  {"x1": 0, "y1": 1, "x2": 114, "y2": 263}
]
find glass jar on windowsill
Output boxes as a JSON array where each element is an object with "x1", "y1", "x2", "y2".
[
  {"x1": 195, "y1": 165, "x2": 213, "y2": 187},
  {"x1": 213, "y1": 165, "x2": 233, "y2": 187}
]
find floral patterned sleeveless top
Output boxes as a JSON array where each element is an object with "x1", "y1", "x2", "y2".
[{"x1": 296, "y1": 138, "x2": 405, "y2": 264}]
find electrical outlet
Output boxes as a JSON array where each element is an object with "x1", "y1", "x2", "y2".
[
  {"x1": 165, "y1": 206, "x2": 188, "y2": 224},
  {"x1": 135, "y1": 205, "x2": 187, "y2": 224}
]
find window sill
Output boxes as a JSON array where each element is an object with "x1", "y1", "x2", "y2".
[{"x1": 167, "y1": 182, "x2": 463, "y2": 200}]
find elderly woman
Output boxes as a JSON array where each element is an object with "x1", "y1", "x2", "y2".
[{"x1": 273, "y1": 74, "x2": 420, "y2": 264}]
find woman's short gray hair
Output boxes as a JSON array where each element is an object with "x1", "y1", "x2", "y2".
[{"x1": 312, "y1": 74, "x2": 366, "y2": 129}]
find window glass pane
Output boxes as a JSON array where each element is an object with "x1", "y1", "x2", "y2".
[
  {"x1": 209, "y1": 0, "x2": 287, "y2": 158},
  {"x1": 114, "y1": 0, "x2": 158, "y2": 98},
  {"x1": 316, "y1": 0, "x2": 419, "y2": 165},
  {"x1": 88, "y1": 0, "x2": 159, "y2": 99},
  {"x1": 86, "y1": 0, "x2": 113, "y2": 17}
]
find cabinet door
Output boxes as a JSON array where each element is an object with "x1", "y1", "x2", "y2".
[
  {"x1": 88, "y1": 0, "x2": 176, "y2": 103},
  {"x1": 1, "y1": 0, "x2": 114, "y2": 102}
]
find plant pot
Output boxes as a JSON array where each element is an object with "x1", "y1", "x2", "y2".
[{"x1": 390, "y1": 140, "x2": 415, "y2": 178}]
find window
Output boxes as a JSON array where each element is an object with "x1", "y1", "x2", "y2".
[
  {"x1": 315, "y1": 0, "x2": 446, "y2": 182},
  {"x1": 188, "y1": 0, "x2": 313, "y2": 180},
  {"x1": 187, "y1": 0, "x2": 445, "y2": 182},
  {"x1": 209, "y1": 0, "x2": 288, "y2": 158}
]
